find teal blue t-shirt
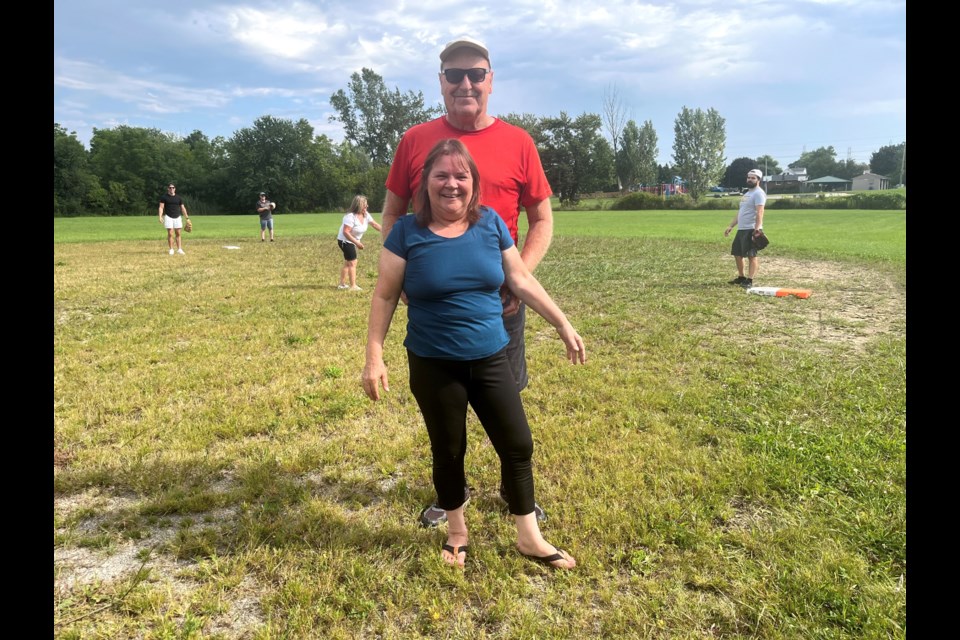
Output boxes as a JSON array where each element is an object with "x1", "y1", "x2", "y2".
[{"x1": 384, "y1": 207, "x2": 515, "y2": 360}]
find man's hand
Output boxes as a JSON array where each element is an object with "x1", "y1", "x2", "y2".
[
  {"x1": 500, "y1": 285, "x2": 520, "y2": 316},
  {"x1": 724, "y1": 225, "x2": 733, "y2": 237}
]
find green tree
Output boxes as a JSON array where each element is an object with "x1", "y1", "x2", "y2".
[
  {"x1": 657, "y1": 163, "x2": 677, "y2": 185},
  {"x1": 671, "y1": 106, "x2": 727, "y2": 200},
  {"x1": 539, "y1": 112, "x2": 609, "y2": 205},
  {"x1": 870, "y1": 142, "x2": 905, "y2": 184},
  {"x1": 88, "y1": 126, "x2": 191, "y2": 214},
  {"x1": 329, "y1": 68, "x2": 443, "y2": 166},
  {"x1": 617, "y1": 120, "x2": 659, "y2": 189},
  {"x1": 754, "y1": 155, "x2": 781, "y2": 178},
  {"x1": 835, "y1": 158, "x2": 869, "y2": 181},
  {"x1": 789, "y1": 146, "x2": 840, "y2": 180},
  {"x1": 54, "y1": 123, "x2": 105, "y2": 216},
  {"x1": 226, "y1": 116, "x2": 316, "y2": 212},
  {"x1": 723, "y1": 157, "x2": 759, "y2": 188}
]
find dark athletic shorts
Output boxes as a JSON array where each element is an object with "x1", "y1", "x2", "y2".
[
  {"x1": 338, "y1": 239, "x2": 358, "y2": 261},
  {"x1": 730, "y1": 229, "x2": 758, "y2": 258}
]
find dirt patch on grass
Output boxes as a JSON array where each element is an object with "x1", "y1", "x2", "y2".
[
  {"x1": 54, "y1": 487, "x2": 264, "y2": 637},
  {"x1": 737, "y1": 256, "x2": 905, "y2": 354}
]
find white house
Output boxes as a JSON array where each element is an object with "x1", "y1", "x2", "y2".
[{"x1": 851, "y1": 171, "x2": 890, "y2": 191}]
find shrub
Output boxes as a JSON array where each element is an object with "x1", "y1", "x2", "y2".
[
  {"x1": 846, "y1": 191, "x2": 906, "y2": 210},
  {"x1": 611, "y1": 191, "x2": 664, "y2": 210}
]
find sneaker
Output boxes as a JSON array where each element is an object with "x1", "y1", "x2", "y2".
[
  {"x1": 728, "y1": 276, "x2": 746, "y2": 285},
  {"x1": 742, "y1": 278, "x2": 753, "y2": 288},
  {"x1": 499, "y1": 485, "x2": 547, "y2": 522},
  {"x1": 168, "y1": 249, "x2": 175, "y2": 255},
  {"x1": 337, "y1": 284, "x2": 349, "y2": 290},
  {"x1": 419, "y1": 487, "x2": 471, "y2": 528},
  {"x1": 177, "y1": 249, "x2": 185, "y2": 255},
  {"x1": 270, "y1": 238, "x2": 275, "y2": 242},
  {"x1": 350, "y1": 285, "x2": 363, "y2": 291}
]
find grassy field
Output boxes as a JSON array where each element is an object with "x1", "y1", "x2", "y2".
[{"x1": 54, "y1": 211, "x2": 906, "y2": 639}]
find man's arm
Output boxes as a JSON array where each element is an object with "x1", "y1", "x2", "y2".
[
  {"x1": 380, "y1": 189, "x2": 410, "y2": 242},
  {"x1": 181, "y1": 203, "x2": 189, "y2": 219},
  {"x1": 158, "y1": 200, "x2": 164, "y2": 222},
  {"x1": 502, "y1": 197, "x2": 554, "y2": 316},
  {"x1": 754, "y1": 204, "x2": 764, "y2": 231},
  {"x1": 518, "y1": 197, "x2": 553, "y2": 272}
]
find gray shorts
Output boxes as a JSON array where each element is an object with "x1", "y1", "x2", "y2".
[
  {"x1": 503, "y1": 302, "x2": 528, "y2": 391},
  {"x1": 730, "y1": 229, "x2": 758, "y2": 258}
]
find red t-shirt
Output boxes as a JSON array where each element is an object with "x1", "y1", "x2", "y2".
[{"x1": 385, "y1": 117, "x2": 552, "y2": 243}]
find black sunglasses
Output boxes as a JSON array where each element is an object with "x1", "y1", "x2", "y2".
[{"x1": 441, "y1": 68, "x2": 490, "y2": 84}]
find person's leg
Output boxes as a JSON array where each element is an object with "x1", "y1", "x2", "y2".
[
  {"x1": 499, "y1": 305, "x2": 547, "y2": 520},
  {"x1": 167, "y1": 227, "x2": 175, "y2": 251},
  {"x1": 260, "y1": 220, "x2": 266, "y2": 241},
  {"x1": 339, "y1": 261, "x2": 350, "y2": 287},
  {"x1": 408, "y1": 352, "x2": 470, "y2": 513},
  {"x1": 441, "y1": 506, "x2": 469, "y2": 568},
  {"x1": 468, "y1": 350, "x2": 535, "y2": 515},
  {"x1": 747, "y1": 256, "x2": 759, "y2": 279},
  {"x1": 467, "y1": 351, "x2": 574, "y2": 569},
  {"x1": 734, "y1": 256, "x2": 745, "y2": 277},
  {"x1": 269, "y1": 219, "x2": 275, "y2": 241},
  {"x1": 348, "y1": 259, "x2": 359, "y2": 288},
  {"x1": 514, "y1": 512, "x2": 576, "y2": 569},
  {"x1": 175, "y1": 228, "x2": 183, "y2": 251}
]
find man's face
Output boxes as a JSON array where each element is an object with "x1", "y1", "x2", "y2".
[
  {"x1": 745, "y1": 175, "x2": 759, "y2": 187},
  {"x1": 168, "y1": 185, "x2": 176, "y2": 193},
  {"x1": 440, "y1": 50, "x2": 493, "y2": 122}
]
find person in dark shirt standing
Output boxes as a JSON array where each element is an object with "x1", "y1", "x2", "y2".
[{"x1": 159, "y1": 183, "x2": 190, "y2": 255}]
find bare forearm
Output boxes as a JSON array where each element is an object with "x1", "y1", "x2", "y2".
[
  {"x1": 519, "y1": 199, "x2": 553, "y2": 272},
  {"x1": 511, "y1": 273, "x2": 568, "y2": 330},
  {"x1": 365, "y1": 296, "x2": 398, "y2": 359}
]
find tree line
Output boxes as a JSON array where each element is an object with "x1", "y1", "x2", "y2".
[{"x1": 54, "y1": 70, "x2": 906, "y2": 217}]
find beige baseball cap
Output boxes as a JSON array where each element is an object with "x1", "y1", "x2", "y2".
[{"x1": 440, "y1": 36, "x2": 490, "y2": 64}]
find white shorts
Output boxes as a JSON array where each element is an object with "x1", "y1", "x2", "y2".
[{"x1": 164, "y1": 216, "x2": 183, "y2": 230}]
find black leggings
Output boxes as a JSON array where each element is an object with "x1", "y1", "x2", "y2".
[{"x1": 408, "y1": 348, "x2": 536, "y2": 516}]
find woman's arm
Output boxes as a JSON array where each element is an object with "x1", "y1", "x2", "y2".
[
  {"x1": 502, "y1": 247, "x2": 585, "y2": 364},
  {"x1": 362, "y1": 249, "x2": 407, "y2": 399}
]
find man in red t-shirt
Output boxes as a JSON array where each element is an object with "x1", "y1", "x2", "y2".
[{"x1": 382, "y1": 36, "x2": 554, "y2": 529}]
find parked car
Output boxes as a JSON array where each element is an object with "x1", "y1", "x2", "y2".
[{"x1": 710, "y1": 186, "x2": 724, "y2": 192}]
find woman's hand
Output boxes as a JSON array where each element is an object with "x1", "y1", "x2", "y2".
[
  {"x1": 356, "y1": 241, "x2": 365, "y2": 250},
  {"x1": 556, "y1": 323, "x2": 587, "y2": 364},
  {"x1": 362, "y1": 358, "x2": 389, "y2": 401}
]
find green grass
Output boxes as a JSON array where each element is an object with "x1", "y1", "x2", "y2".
[{"x1": 54, "y1": 213, "x2": 905, "y2": 638}]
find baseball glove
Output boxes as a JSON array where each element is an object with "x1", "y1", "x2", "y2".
[
  {"x1": 752, "y1": 229, "x2": 769, "y2": 250},
  {"x1": 184, "y1": 219, "x2": 193, "y2": 233}
]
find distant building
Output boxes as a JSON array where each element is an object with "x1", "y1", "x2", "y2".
[
  {"x1": 767, "y1": 167, "x2": 809, "y2": 184},
  {"x1": 851, "y1": 171, "x2": 890, "y2": 191},
  {"x1": 766, "y1": 167, "x2": 808, "y2": 193},
  {"x1": 806, "y1": 175, "x2": 852, "y2": 192}
]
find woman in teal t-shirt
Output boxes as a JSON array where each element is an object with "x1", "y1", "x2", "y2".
[{"x1": 362, "y1": 139, "x2": 586, "y2": 570}]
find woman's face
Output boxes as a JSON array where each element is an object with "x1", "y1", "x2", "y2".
[{"x1": 427, "y1": 154, "x2": 473, "y2": 219}]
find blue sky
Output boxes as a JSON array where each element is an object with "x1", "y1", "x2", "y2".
[{"x1": 54, "y1": 0, "x2": 905, "y2": 170}]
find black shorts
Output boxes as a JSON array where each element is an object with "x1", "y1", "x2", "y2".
[
  {"x1": 338, "y1": 240, "x2": 358, "y2": 261},
  {"x1": 730, "y1": 229, "x2": 758, "y2": 258}
]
